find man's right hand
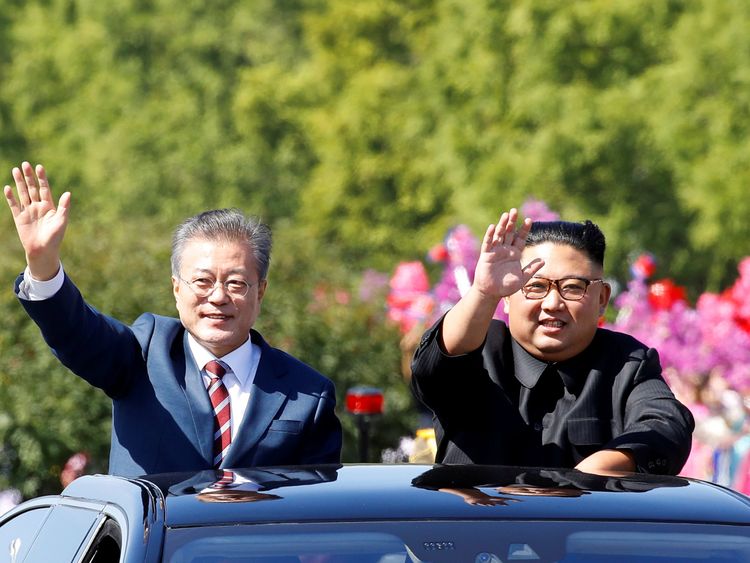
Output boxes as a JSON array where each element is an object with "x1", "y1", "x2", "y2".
[
  {"x1": 472, "y1": 208, "x2": 540, "y2": 300},
  {"x1": 4, "y1": 162, "x2": 70, "y2": 281},
  {"x1": 439, "y1": 208, "x2": 544, "y2": 355}
]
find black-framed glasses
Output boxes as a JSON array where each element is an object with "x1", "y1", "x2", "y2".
[
  {"x1": 521, "y1": 277, "x2": 603, "y2": 301},
  {"x1": 178, "y1": 276, "x2": 258, "y2": 299}
]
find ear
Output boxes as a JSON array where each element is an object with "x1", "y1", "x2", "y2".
[
  {"x1": 172, "y1": 276, "x2": 180, "y2": 299},
  {"x1": 598, "y1": 281, "x2": 612, "y2": 315},
  {"x1": 257, "y1": 279, "x2": 268, "y2": 303}
]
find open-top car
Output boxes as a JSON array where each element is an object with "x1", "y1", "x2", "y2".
[{"x1": 1, "y1": 464, "x2": 749, "y2": 562}]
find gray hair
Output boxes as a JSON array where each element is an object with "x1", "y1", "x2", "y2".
[{"x1": 171, "y1": 209, "x2": 272, "y2": 280}]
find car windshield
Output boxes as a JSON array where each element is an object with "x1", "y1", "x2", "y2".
[{"x1": 164, "y1": 520, "x2": 750, "y2": 563}]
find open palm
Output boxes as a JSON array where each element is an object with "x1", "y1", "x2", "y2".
[
  {"x1": 473, "y1": 209, "x2": 542, "y2": 299},
  {"x1": 4, "y1": 162, "x2": 70, "y2": 278}
]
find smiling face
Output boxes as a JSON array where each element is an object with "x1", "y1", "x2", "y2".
[
  {"x1": 172, "y1": 237, "x2": 267, "y2": 358},
  {"x1": 504, "y1": 242, "x2": 610, "y2": 362}
]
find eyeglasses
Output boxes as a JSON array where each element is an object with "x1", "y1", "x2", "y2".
[
  {"x1": 521, "y1": 277, "x2": 603, "y2": 301},
  {"x1": 178, "y1": 276, "x2": 258, "y2": 299}
]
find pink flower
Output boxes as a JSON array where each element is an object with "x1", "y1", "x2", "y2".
[
  {"x1": 520, "y1": 199, "x2": 560, "y2": 222},
  {"x1": 61, "y1": 452, "x2": 89, "y2": 487},
  {"x1": 387, "y1": 262, "x2": 435, "y2": 334}
]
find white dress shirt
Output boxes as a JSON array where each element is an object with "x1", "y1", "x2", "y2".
[{"x1": 188, "y1": 335, "x2": 261, "y2": 443}]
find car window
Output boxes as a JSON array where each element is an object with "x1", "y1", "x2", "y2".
[
  {"x1": 0, "y1": 506, "x2": 52, "y2": 562},
  {"x1": 166, "y1": 531, "x2": 410, "y2": 563},
  {"x1": 23, "y1": 504, "x2": 101, "y2": 562},
  {"x1": 560, "y1": 530, "x2": 750, "y2": 563},
  {"x1": 163, "y1": 521, "x2": 750, "y2": 563},
  {"x1": 80, "y1": 518, "x2": 123, "y2": 563}
]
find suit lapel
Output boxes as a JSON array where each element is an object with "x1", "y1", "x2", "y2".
[
  {"x1": 222, "y1": 332, "x2": 287, "y2": 468},
  {"x1": 181, "y1": 334, "x2": 215, "y2": 465}
]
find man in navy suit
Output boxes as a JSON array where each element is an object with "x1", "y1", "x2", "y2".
[{"x1": 4, "y1": 161, "x2": 342, "y2": 476}]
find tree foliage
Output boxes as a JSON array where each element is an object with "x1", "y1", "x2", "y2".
[{"x1": 0, "y1": 0, "x2": 749, "y2": 496}]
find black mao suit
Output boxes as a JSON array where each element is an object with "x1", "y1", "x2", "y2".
[{"x1": 411, "y1": 317, "x2": 694, "y2": 475}]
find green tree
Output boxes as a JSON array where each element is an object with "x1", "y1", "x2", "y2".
[
  {"x1": 642, "y1": 0, "x2": 750, "y2": 290},
  {"x1": 295, "y1": 0, "x2": 454, "y2": 270}
]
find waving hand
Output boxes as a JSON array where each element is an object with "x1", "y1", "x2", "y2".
[
  {"x1": 473, "y1": 208, "x2": 542, "y2": 299},
  {"x1": 4, "y1": 162, "x2": 70, "y2": 280},
  {"x1": 440, "y1": 208, "x2": 544, "y2": 355}
]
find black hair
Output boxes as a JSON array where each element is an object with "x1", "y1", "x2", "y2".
[{"x1": 526, "y1": 220, "x2": 606, "y2": 267}]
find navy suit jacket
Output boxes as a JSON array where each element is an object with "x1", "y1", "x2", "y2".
[{"x1": 17, "y1": 274, "x2": 342, "y2": 476}]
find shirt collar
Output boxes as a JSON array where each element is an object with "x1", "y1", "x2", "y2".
[
  {"x1": 187, "y1": 333, "x2": 256, "y2": 387},
  {"x1": 511, "y1": 339, "x2": 549, "y2": 389},
  {"x1": 511, "y1": 334, "x2": 597, "y2": 394}
]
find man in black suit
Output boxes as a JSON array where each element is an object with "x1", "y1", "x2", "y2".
[{"x1": 411, "y1": 209, "x2": 694, "y2": 475}]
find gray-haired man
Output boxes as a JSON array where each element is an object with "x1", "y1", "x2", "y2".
[{"x1": 5, "y1": 161, "x2": 342, "y2": 476}]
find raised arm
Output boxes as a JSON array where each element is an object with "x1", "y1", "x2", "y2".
[
  {"x1": 440, "y1": 208, "x2": 543, "y2": 355},
  {"x1": 3, "y1": 162, "x2": 70, "y2": 281}
]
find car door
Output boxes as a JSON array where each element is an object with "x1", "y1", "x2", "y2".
[
  {"x1": 0, "y1": 497, "x2": 114, "y2": 563},
  {"x1": 0, "y1": 501, "x2": 53, "y2": 562},
  {"x1": 0, "y1": 474, "x2": 167, "y2": 563}
]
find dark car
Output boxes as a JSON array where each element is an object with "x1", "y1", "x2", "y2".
[{"x1": 1, "y1": 464, "x2": 750, "y2": 563}]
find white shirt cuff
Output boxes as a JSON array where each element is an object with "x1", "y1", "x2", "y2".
[{"x1": 17, "y1": 264, "x2": 65, "y2": 301}]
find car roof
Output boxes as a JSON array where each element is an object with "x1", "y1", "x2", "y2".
[{"x1": 62, "y1": 464, "x2": 750, "y2": 529}]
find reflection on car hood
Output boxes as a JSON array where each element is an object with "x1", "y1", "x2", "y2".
[{"x1": 89, "y1": 464, "x2": 750, "y2": 528}]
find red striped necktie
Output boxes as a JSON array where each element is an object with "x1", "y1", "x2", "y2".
[
  {"x1": 210, "y1": 469, "x2": 236, "y2": 489},
  {"x1": 205, "y1": 360, "x2": 231, "y2": 468}
]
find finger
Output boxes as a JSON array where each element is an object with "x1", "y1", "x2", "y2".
[
  {"x1": 521, "y1": 257, "x2": 545, "y2": 281},
  {"x1": 502, "y1": 208, "x2": 519, "y2": 245},
  {"x1": 481, "y1": 223, "x2": 496, "y2": 252},
  {"x1": 513, "y1": 217, "x2": 533, "y2": 248},
  {"x1": 493, "y1": 212, "x2": 510, "y2": 244},
  {"x1": 21, "y1": 161, "x2": 40, "y2": 201},
  {"x1": 3, "y1": 185, "x2": 21, "y2": 217},
  {"x1": 56, "y1": 192, "x2": 72, "y2": 220},
  {"x1": 507, "y1": 207, "x2": 518, "y2": 223},
  {"x1": 12, "y1": 166, "x2": 30, "y2": 207},
  {"x1": 36, "y1": 164, "x2": 53, "y2": 204}
]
